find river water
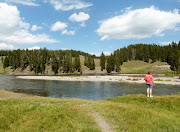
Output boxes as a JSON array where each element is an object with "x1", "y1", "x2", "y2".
[{"x1": 0, "y1": 75, "x2": 179, "y2": 100}]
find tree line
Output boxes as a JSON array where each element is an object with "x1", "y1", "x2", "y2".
[
  {"x1": 100, "y1": 41, "x2": 180, "y2": 73},
  {"x1": 1, "y1": 49, "x2": 96, "y2": 74},
  {"x1": 1, "y1": 41, "x2": 180, "y2": 74}
]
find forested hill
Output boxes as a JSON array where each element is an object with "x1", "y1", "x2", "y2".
[
  {"x1": 0, "y1": 49, "x2": 96, "y2": 74},
  {"x1": 0, "y1": 41, "x2": 179, "y2": 74},
  {"x1": 105, "y1": 41, "x2": 180, "y2": 73}
]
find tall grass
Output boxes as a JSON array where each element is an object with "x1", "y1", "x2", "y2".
[{"x1": 0, "y1": 91, "x2": 180, "y2": 132}]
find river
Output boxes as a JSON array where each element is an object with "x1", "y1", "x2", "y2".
[{"x1": 0, "y1": 75, "x2": 179, "y2": 100}]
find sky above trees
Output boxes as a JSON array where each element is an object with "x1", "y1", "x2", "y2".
[{"x1": 0, "y1": 0, "x2": 180, "y2": 56}]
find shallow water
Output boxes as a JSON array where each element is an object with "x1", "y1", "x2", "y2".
[{"x1": 0, "y1": 75, "x2": 179, "y2": 100}]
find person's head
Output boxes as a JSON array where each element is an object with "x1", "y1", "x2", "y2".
[{"x1": 148, "y1": 72, "x2": 151, "y2": 75}]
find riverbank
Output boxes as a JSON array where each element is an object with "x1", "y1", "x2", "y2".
[
  {"x1": 17, "y1": 75, "x2": 180, "y2": 85},
  {"x1": 0, "y1": 90, "x2": 180, "y2": 132}
]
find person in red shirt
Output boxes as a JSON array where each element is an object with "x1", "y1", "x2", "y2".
[{"x1": 144, "y1": 72, "x2": 154, "y2": 97}]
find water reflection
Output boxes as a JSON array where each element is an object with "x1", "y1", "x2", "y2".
[
  {"x1": 0, "y1": 75, "x2": 179, "y2": 100},
  {"x1": 13, "y1": 88, "x2": 50, "y2": 97}
]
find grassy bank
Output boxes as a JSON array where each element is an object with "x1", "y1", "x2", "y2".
[{"x1": 0, "y1": 91, "x2": 180, "y2": 132}]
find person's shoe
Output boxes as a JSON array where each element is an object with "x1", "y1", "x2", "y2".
[
  {"x1": 150, "y1": 95, "x2": 153, "y2": 98},
  {"x1": 147, "y1": 95, "x2": 149, "y2": 97}
]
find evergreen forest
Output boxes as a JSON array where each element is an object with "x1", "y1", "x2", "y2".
[{"x1": 0, "y1": 41, "x2": 180, "y2": 74}]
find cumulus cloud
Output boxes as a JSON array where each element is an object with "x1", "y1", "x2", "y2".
[
  {"x1": 5, "y1": 0, "x2": 39, "y2": 6},
  {"x1": 50, "y1": 0, "x2": 92, "y2": 11},
  {"x1": 97, "y1": 6, "x2": 180, "y2": 40},
  {"x1": 69, "y1": 12, "x2": 90, "y2": 22},
  {"x1": 62, "y1": 30, "x2": 75, "y2": 35},
  {"x1": 27, "y1": 46, "x2": 41, "y2": 50},
  {"x1": 31, "y1": 25, "x2": 42, "y2": 31},
  {"x1": 69, "y1": 12, "x2": 90, "y2": 27},
  {"x1": 0, "y1": 3, "x2": 58, "y2": 49},
  {"x1": 51, "y1": 21, "x2": 67, "y2": 31},
  {"x1": 0, "y1": 43, "x2": 15, "y2": 50}
]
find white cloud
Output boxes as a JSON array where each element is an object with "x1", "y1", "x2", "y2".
[
  {"x1": 27, "y1": 46, "x2": 40, "y2": 50},
  {"x1": 0, "y1": 3, "x2": 58, "y2": 46},
  {"x1": 31, "y1": 25, "x2": 42, "y2": 31},
  {"x1": 62, "y1": 30, "x2": 75, "y2": 35},
  {"x1": 0, "y1": 43, "x2": 15, "y2": 50},
  {"x1": 61, "y1": 48, "x2": 70, "y2": 50},
  {"x1": 50, "y1": 0, "x2": 92, "y2": 11},
  {"x1": 161, "y1": 41, "x2": 178, "y2": 45},
  {"x1": 5, "y1": 0, "x2": 39, "y2": 6},
  {"x1": 69, "y1": 12, "x2": 90, "y2": 27},
  {"x1": 161, "y1": 41, "x2": 172, "y2": 45},
  {"x1": 51, "y1": 21, "x2": 67, "y2": 31},
  {"x1": 97, "y1": 6, "x2": 180, "y2": 40},
  {"x1": 90, "y1": 52, "x2": 112, "y2": 56},
  {"x1": 69, "y1": 12, "x2": 90, "y2": 22},
  {"x1": 0, "y1": 31, "x2": 58, "y2": 45}
]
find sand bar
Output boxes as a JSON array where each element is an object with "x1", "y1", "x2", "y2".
[{"x1": 16, "y1": 75, "x2": 180, "y2": 85}]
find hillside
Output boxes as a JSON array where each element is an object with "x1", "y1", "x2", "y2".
[
  {"x1": 120, "y1": 60, "x2": 172, "y2": 74},
  {"x1": 0, "y1": 91, "x2": 180, "y2": 131},
  {"x1": 0, "y1": 56, "x2": 172, "y2": 75}
]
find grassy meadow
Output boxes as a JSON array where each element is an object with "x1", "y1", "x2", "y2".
[
  {"x1": 0, "y1": 91, "x2": 180, "y2": 132},
  {"x1": 120, "y1": 60, "x2": 172, "y2": 74}
]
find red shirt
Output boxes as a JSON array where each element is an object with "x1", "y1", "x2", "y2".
[{"x1": 144, "y1": 74, "x2": 153, "y2": 84}]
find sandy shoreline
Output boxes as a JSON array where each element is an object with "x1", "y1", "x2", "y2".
[{"x1": 16, "y1": 75, "x2": 180, "y2": 85}]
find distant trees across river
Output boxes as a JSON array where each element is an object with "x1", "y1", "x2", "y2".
[{"x1": 0, "y1": 41, "x2": 180, "y2": 74}]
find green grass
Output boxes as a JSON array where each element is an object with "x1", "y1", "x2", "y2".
[
  {"x1": 132, "y1": 78, "x2": 141, "y2": 81},
  {"x1": 121, "y1": 60, "x2": 172, "y2": 74},
  {"x1": 1, "y1": 91, "x2": 180, "y2": 132},
  {"x1": 0, "y1": 93, "x2": 100, "y2": 132},
  {"x1": 155, "y1": 79, "x2": 164, "y2": 81}
]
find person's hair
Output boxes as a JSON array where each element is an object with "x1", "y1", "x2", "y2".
[{"x1": 148, "y1": 72, "x2": 151, "y2": 74}]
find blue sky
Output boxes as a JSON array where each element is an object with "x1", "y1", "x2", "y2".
[{"x1": 0, "y1": 0, "x2": 180, "y2": 56}]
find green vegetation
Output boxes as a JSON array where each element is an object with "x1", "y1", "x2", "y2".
[
  {"x1": 165, "y1": 80, "x2": 171, "y2": 81},
  {"x1": 84, "y1": 55, "x2": 95, "y2": 70},
  {"x1": 0, "y1": 91, "x2": 180, "y2": 132},
  {"x1": 132, "y1": 78, "x2": 141, "y2": 81},
  {"x1": 1, "y1": 41, "x2": 180, "y2": 74},
  {"x1": 121, "y1": 60, "x2": 172, "y2": 74},
  {"x1": 155, "y1": 79, "x2": 164, "y2": 81},
  {"x1": 100, "y1": 52, "x2": 105, "y2": 71},
  {"x1": 113, "y1": 42, "x2": 180, "y2": 74},
  {"x1": 0, "y1": 49, "x2": 88, "y2": 75},
  {"x1": 154, "y1": 79, "x2": 172, "y2": 82}
]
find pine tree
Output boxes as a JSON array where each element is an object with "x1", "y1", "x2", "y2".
[
  {"x1": 51, "y1": 54, "x2": 59, "y2": 74},
  {"x1": 1, "y1": 57, "x2": 4, "y2": 63},
  {"x1": 114, "y1": 56, "x2": 120, "y2": 72},
  {"x1": 63, "y1": 52, "x2": 72, "y2": 73},
  {"x1": 143, "y1": 45, "x2": 149, "y2": 62},
  {"x1": 75, "y1": 56, "x2": 81, "y2": 72},
  {"x1": 106, "y1": 54, "x2": 114, "y2": 73},
  {"x1": 100, "y1": 52, "x2": 106, "y2": 71},
  {"x1": 3, "y1": 56, "x2": 9, "y2": 70}
]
